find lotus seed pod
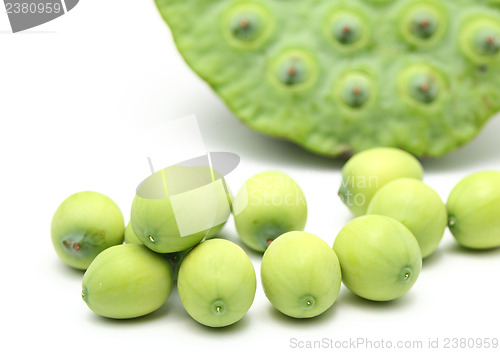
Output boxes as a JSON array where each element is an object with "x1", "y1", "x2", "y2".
[
  {"x1": 339, "y1": 147, "x2": 424, "y2": 217},
  {"x1": 131, "y1": 165, "x2": 231, "y2": 253},
  {"x1": 124, "y1": 221, "x2": 142, "y2": 245},
  {"x1": 261, "y1": 231, "x2": 342, "y2": 319},
  {"x1": 177, "y1": 239, "x2": 256, "y2": 327},
  {"x1": 155, "y1": 0, "x2": 500, "y2": 157},
  {"x1": 447, "y1": 171, "x2": 500, "y2": 249},
  {"x1": 367, "y1": 178, "x2": 447, "y2": 258},
  {"x1": 233, "y1": 171, "x2": 307, "y2": 253},
  {"x1": 333, "y1": 215, "x2": 422, "y2": 301},
  {"x1": 81, "y1": 244, "x2": 173, "y2": 319},
  {"x1": 51, "y1": 191, "x2": 124, "y2": 270}
]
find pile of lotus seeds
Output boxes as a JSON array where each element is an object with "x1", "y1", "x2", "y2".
[{"x1": 51, "y1": 147, "x2": 500, "y2": 327}]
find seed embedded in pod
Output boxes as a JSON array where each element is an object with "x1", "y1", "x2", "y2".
[
  {"x1": 332, "y1": 15, "x2": 362, "y2": 45},
  {"x1": 337, "y1": 72, "x2": 374, "y2": 109},
  {"x1": 398, "y1": 64, "x2": 445, "y2": 106},
  {"x1": 400, "y1": 3, "x2": 446, "y2": 46},
  {"x1": 460, "y1": 17, "x2": 500, "y2": 64},
  {"x1": 230, "y1": 13, "x2": 261, "y2": 42},
  {"x1": 409, "y1": 10, "x2": 438, "y2": 39},
  {"x1": 324, "y1": 10, "x2": 369, "y2": 51},
  {"x1": 271, "y1": 49, "x2": 318, "y2": 90},
  {"x1": 473, "y1": 28, "x2": 500, "y2": 56},
  {"x1": 223, "y1": 2, "x2": 274, "y2": 49}
]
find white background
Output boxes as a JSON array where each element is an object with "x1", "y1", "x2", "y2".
[{"x1": 1, "y1": 1, "x2": 499, "y2": 351}]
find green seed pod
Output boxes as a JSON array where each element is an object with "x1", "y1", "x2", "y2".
[
  {"x1": 367, "y1": 178, "x2": 447, "y2": 258},
  {"x1": 233, "y1": 171, "x2": 307, "y2": 253},
  {"x1": 261, "y1": 231, "x2": 341, "y2": 318},
  {"x1": 51, "y1": 191, "x2": 124, "y2": 270},
  {"x1": 460, "y1": 17, "x2": 500, "y2": 64},
  {"x1": 333, "y1": 215, "x2": 422, "y2": 301},
  {"x1": 154, "y1": 0, "x2": 500, "y2": 157},
  {"x1": 339, "y1": 147, "x2": 424, "y2": 217},
  {"x1": 81, "y1": 244, "x2": 173, "y2": 319},
  {"x1": 177, "y1": 239, "x2": 256, "y2": 327},
  {"x1": 447, "y1": 171, "x2": 500, "y2": 249}
]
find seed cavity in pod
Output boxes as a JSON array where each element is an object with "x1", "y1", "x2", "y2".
[
  {"x1": 335, "y1": 71, "x2": 374, "y2": 109},
  {"x1": 400, "y1": 3, "x2": 446, "y2": 46},
  {"x1": 324, "y1": 10, "x2": 369, "y2": 51},
  {"x1": 460, "y1": 18, "x2": 500, "y2": 64},
  {"x1": 270, "y1": 49, "x2": 317, "y2": 91},
  {"x1": 223, "y1": 2, "x2": 273, "y2": 49},
  {"x1": 398, "y1": 64, "x2": 445, "y2": 106}
]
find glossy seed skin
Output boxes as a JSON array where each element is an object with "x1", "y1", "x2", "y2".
[
  {"x1": 177, "y1": 239, "x2": 256, "y2": 327},
  {"x1": 333, "y1": 215, "x2": 422, "y2": 301},
  {"x1": 367, "y1": 178, "x2": 447, "y2": 258},
  {"x1": 447, "y1": 171, "x2": 500, "y2": 249},
  {"x1": 51, "y1": 191, "x2": 124, "y2": 270},
  {"x1": 155, "y1": 0, "x2": 500, "y2": 157},
  {"x1": 261, "y1": 231, "x2": 342, "y2": 318},
  {"x1": 338, "y1": 147, "x2": 423, "y2": 217},
  {"x1": 233, "y1": 171, "x2": 307, "y2": 253},
  {"x1": 82, "y1": 244, "x2": 173, "y2": 319}
]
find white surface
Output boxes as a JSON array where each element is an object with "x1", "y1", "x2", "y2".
[{"x1": 1, "y1": 2, "x2": 500, "y2": 352}]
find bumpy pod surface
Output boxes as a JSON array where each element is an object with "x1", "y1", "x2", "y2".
[{"x1": 155, "y1": 0, "x2": 500, "y2": 157}]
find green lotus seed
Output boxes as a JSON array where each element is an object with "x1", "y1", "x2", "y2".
[
  {"x1": 399, "y1": 2, "x2": 446, "y2": 46},
  {"x1": 177, "y1": 239, "x2": 256, "y2": 327},
  {"x1": 367, "y1": 178, "x2": 447, "y2": 258},
  {"x1": 81, "y1": 244, "x2": 173, "y2": 319},
  {"x1": 261, "y1": 231, "x2": 342, "y2": 318},
  {"x1": 131, "y1": 165, "x2": 231, "y2": 253},
  {"x1": 339, "y1": 147, "x2": 424, "y2": 217},
  {"x1": 124, "y1": 221, "x2": 142, "y2": 245},
  {"x1": 51, "y1": 191, "x2": 124, "y2": 270},
  {"x1": 447, "y1": 171, "x2": 500, "y2": 249},
  {"x1": 333, "y1": 215, "x2": 422, "y2": 301},
  {"x1": 398, "y1": 64, "x2": 445, "y2": 107},
  {"x1": 337, "y1": 72, "x2": 373, "y2": 109},
  {"x1": 333, "y1": 15, "x2": 362, "y2": 45},
  {"x1": 233, "y1": 171, "x2": 307, "y2": 253},
  {"x1": 223, "y1": 2, "x2": 273, "y2": 49},
  {"x1": 324, "y1": 10, "x2": 369, "y2": 52},
  {"x1": 270, "y1": 49, "x2": 317, "y2": 90},
  {"x1": 474, "y1": 28, "x2": 500, "y2": 56},
  {"x1": 461, "y1": 18, "x2": 500, "y2": 64}
]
